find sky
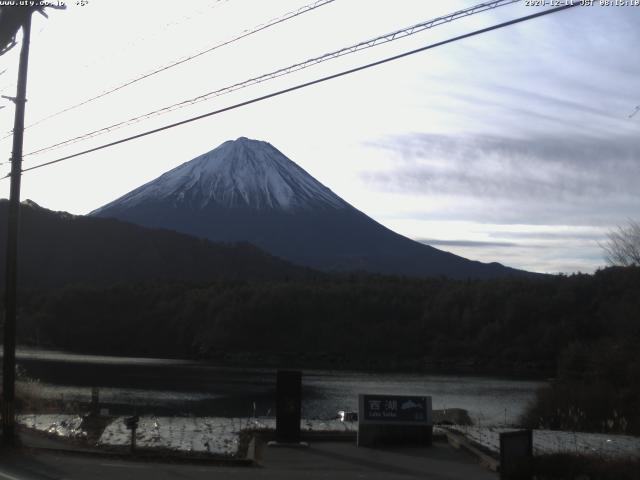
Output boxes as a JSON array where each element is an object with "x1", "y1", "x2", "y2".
[{"x1": 0, "y1": 0, "x2": 638, "y2": 274}]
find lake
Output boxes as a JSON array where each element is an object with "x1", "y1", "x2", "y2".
[{"x1": 16, "y1": 348, "x2": 545, "y2": 425}]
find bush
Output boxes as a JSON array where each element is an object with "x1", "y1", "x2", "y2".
[
  {"x1": 533, "y1": 453, "x2": 640, "y2": 480},
  {"x1": 521, "y1": 339, "x2": 640, "y2": 435}
]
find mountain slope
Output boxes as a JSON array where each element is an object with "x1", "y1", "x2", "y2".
[
  {"x1": 93, "y1": 137, "x2": 348, "y2": 213},
  {"x1": 0, "y1": 200, "x2": 308, "y2": 289},
  {"x1": 92, "y1": 137, "x2": 528, "y2": 279}
]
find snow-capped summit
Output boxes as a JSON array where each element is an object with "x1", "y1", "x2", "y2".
[
  {"x1": 93, "y1": 137, "x2": 348, "y2": 214},
  {"x1": 92, "y1": 137, "x2": 527, "y2": 279}
]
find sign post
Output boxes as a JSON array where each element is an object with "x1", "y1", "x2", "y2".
[
  {"x1": 124, "y1": 415, "x2": 139, "y2": 453},
  {"x1": 358, "y1": 394, "x2": 432, "y2": 447}
]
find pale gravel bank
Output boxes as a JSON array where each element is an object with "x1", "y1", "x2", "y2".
[
  {"x1": 447, "y1": 425, "x2": 640, "y2": 459},
  {"x1": 17, "y1": 414, "x2": 640, "y2": 459}
]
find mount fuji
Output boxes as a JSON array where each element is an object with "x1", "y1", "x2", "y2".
[{"x1": 91, "y1": 137, "x2": 525, "y2": 279}]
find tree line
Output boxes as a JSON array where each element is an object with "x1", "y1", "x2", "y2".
[
  {"x1": 11, "y1": 266, "x2": 640, "y2": 433},
  {"x1": 14, "y1": 266, "x2": 640, "y2": 372}
]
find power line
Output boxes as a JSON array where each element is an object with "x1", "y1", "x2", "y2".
[
  {"x1": 0, "y1": 0, "x2": 335, "y2": 140},
  {"x1": 72, "y1": 1, "x2": 228, "y2": 77},
  {"x1": 22, "y1": 0, "x2": 520, "y2": 158},
  {"x1": 5, "y1": 3, "x2": 578, "y2": 179}
]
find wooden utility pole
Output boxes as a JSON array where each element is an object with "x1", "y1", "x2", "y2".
[{"x1": 2, "y1": 10, "x2": 32, "y2": 445}]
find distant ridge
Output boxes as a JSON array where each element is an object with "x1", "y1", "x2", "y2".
[
  {"x1": 92, "y1": 137, "x2": 530, "y2": 279},
  {"x1": 0, "y1": 199, "x2": 307, "y2": 289}
]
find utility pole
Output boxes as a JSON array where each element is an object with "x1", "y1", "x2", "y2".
[{"x1": 2, "y1": 10, "x2": 32, "y2": 445}]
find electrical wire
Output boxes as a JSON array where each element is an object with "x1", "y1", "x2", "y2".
[
  {"x1": 2, "y1": 3, "x2": 578, "y2": 179},
  {"x1": 0, "y1": 0, "x2": 335, "y2": 141},
  {"x1": 72, "y1": 1, "x2": 229, "y2": 75},
  {"x1": 22, "y1": 0, "x2": 520, "y2": 158}
]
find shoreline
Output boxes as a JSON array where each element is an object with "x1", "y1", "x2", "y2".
[{"x1": 13, "y1": 345, "x2": 553, "y2": 380}]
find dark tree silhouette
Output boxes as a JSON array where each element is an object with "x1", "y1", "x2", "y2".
[
  {"x1": 602, "y1": 220, "x2": 640, "y2": 267},
  {"x1": 0, "y1": 3, "x2": 65, "y2": 56}
]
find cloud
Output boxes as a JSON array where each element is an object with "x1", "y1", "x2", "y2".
[
  {"x1": 364, "y1": 132, "x2": 640, "y2": 226},
  {"x1": 417, "y1": 238, "x2": 519, "y2": 248},
  {"x1": 488, "y1": 230, "x2": 604, "y2": 242}
]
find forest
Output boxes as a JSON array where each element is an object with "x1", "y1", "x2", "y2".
[
  {"x1": 11, "y1": 265, "x2": 640, "y2": 433},
  {"x1": 13, "y1": 266, "x2": 639, "y2": 370}
]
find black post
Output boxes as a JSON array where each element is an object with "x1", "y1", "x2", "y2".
[
  {"x1": 500, "y1": 430, "x2": 533, "y2": 480},
  {"x1": 131, "y1": 425, "x2": 137, "y2": 453},
  {"x1": 2, "y1": 11, "x2": 32, "y2": 445},
  {"x1": 91, "y1": 387, "x2": 99, "y2": 416},
  {"x1": 275, "y1": 370, "x2": 301, "y2": 443}
]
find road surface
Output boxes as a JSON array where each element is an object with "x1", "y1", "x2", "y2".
[{"x1": 0, "y1": 440, "x2": 497, "y2": 479}]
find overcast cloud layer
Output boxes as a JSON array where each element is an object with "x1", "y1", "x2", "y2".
[{"x1": 366, "y1": 132, "x2": 640, "y2": 226}]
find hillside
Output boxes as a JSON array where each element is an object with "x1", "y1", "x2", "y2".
[{"x1": 0, "y1": 199, "x2": 309, "y2": 289}]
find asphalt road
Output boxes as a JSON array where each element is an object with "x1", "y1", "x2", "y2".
[{"x1": 0, "y1": 441, "x2": 497, "y2": 479}]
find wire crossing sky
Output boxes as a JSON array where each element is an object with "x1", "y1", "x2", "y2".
[
  {"x1": 2, "y1": 0, "x2": 335, "y2": 139},
  {"x1": 13, "y1": 3, "x2": 577, "y2": 177},
  {"x1": 0, "y1": 0, "x2": 638, "y2": 275},
  {"x1": 21, "y1": 0, "x2": 520, "y2": 159}
]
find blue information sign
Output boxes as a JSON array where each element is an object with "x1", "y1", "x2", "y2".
[
  {"x1": 357, "y1": 393, "x2": 433, "y2": 447},
  {"x1": 362, "y1": 395, "x2": 430, "y2": 423}
]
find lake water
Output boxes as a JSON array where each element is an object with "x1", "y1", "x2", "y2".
[{"x1": 16, "y1": 348, "x2": 545, "y2": 425}]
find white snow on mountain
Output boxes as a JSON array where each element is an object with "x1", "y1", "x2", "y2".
[{"x1": 93, "y1": 137, "x2": 349, "y2": 213}]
